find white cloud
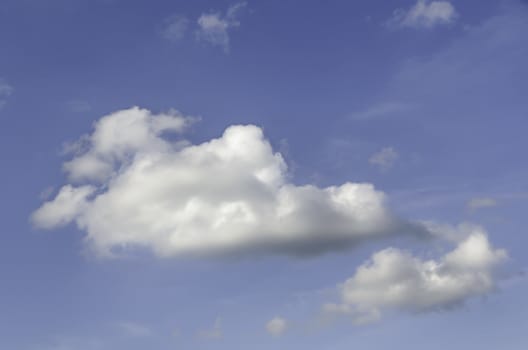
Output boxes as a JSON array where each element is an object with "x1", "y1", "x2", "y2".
[
  {"x1": 31, "y1": 185, "x2": 95, "y2": 230},
  {"x1": 196, "y1": 2, "x2": 247, "y2": 52},
  {"x1": 391, "y1": 0, "x2": 457, "y2": 29},
  {"x1": 0, "y1": 78, "x2": 13, "y2": 109},
  {"x1": 467, "y1": 197, "x2": 497, "y2": 212},
  {"x1": 266, "y1": 316, "x2": 288, "y2": 337},
  {"x1": 369, "y1": 147, "x2": 399, "y2": 171},
  {"x1": 31, "y1": 107, "x2": 429, "y2": 258},
  {"x1": 162, "y1": 14, "x2": 189, "y2": 43},
  {"x1": 198, "y1": 318, "x2": 222, "y2": 339},
  {"x1": 324, "y1": 226, "x2": 507, "y2": 324}
]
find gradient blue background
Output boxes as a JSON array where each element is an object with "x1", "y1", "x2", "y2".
[{"x1": 0, "y1": 0, "x2": 527, "y2": 348}]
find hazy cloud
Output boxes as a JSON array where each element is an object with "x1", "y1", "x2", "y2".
[
  {"x1": 467, "y1": 197, "x2": 498, "y2": 212},
  {"x1": 390, "y1": 0, "x2": 457, "y2": 29},
  {"x1": 162, "y1": 14, "x2": 190, "y2": 43},
  {"x1": 196, "y1": 2, "x2": 247, "y2": 52},
  {"x1": 369, "y1": 147, "x2": 399, "y2": 171},
  {"x1": 266, "y1": 316, "x2": 288, "y2": 337},
  {"x1": 349, "y1": 102, "x2": 414, "y2": 120},
  {"x1": 0, "y1": 79, "x2": 13, "y2": 109}
]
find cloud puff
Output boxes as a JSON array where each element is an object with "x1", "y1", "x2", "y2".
[
  {"x1": 467, "y1": 197, "x2": 497, "y2": 212},
  {"x1": 0, "y1": 79, "x2": 13, "y2": 109},
  {"x1": 390, "y1": 0, "x2": 457, "y2": 29},
  {"x1": 196, "y1": 2, "x2": 247, "y2": 52},
  {"x1": 162, "y1": 14, "x2": 190, "y2": 43},
  {"x1": 266, "y1": 316, "x2": 288, "y2": 337},
  {"x1": 324, "y1": 226, "x2": 507, "y2": 324},
  {"x1": 31, "y1": 107, "x2": 428, "y2": 258},
  {"x1": 369, "y1": 147, "x2": 399, "y2": 171}
]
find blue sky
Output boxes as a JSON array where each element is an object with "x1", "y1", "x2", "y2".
[{"x1": 1, "y1": 0, "x2": 527, "y2": 348}]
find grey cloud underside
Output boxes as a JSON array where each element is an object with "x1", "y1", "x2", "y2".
[{"x1": 32, "y1": 107, "x2": 434, "y2": 258}]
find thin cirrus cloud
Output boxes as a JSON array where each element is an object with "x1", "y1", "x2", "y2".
[
  {"x1": 389, "y1": 0, "x2": 458, "y2": 29},
  {"x1": 31, "y1": 106, "x2": 430, "y2": 259},
  {"x1": 324, "y1": 225, "x2": 507, "y2": 325},
  {"x1": 467, "y1": 197, "x2": 498, "y2": 212}
]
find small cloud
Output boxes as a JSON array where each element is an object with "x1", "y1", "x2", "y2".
[
  {"x1": 349, "y1": 102, "x2": 414, "y2": 120},
  {"x1": 116, "y1": 321, "x2": 153, "y2": 337},
  {"x1": 369, "y1": 147, "x2": 399, "y2": 171},
  {"x1": 0, "y1": 79, "x2": 13, "y2": 109},
  {"x1": 196, "y1": 2, "x2": 247, "y2": 52},
  {"x1": 389, "y1": 0, "x2": 457, "y2": 29},
  {"x1": 162, "y1": 14, "x2": 190, "y2": 43},
  {"x1": 198, "y1": 318, "x2": 222, "y2": 339},
  {"x1": 467, "y1": 197, "x2": 498, "y2": 212},
  {"x1": 266, "y1": 316, "x2": 288, "y2": 337},
  {"x1": 324, "y1": 227, "x2": 507, "y2": 324},
  {"x1": 66, "y1": 99, "x2": 91, "y2": 113}
]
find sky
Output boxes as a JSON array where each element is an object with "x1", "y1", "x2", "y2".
[{"x1": 1, "y1": 0, "x2": 527, "y2": 348}]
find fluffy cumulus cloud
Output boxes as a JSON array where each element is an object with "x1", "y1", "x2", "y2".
[
  {"x1": 369, "y1": 147, "x2": 399, "y2": 171},
  {"x1": 196, "y1": 2, "x2": 247, "y2": 52},
  {"x1": 266, "y1": 316, "x2": 288, "y2": 337},
  {"x1": 390, "y1": 0, "x2": 457, "y2": 29},
  {"x1": 32, "y1": 107, "x2": 428, "y2": 258},
  {"x1": 324, "y1": 225, "x2": 507, "y2": 324}
]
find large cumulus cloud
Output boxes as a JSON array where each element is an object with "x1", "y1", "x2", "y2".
[{"x1": 32, "y1": 107, "x2": 427, "y2": 258}]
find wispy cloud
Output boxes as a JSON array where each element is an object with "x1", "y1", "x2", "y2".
[
  {"x1": 467, "y1": 197, "x2": 498, "y2": 213},
  {"x1": 0, "y1": 78, "x2": 13, "y2": 109},
  {"x1": 266, "y1": 316, "x2": 288, "y2": 337},
  {"x1": 196, "y1": 2, "x2": 247, "y2": 52},
  {"x1": 389, "y1": 0, "x2": 458, "y2": 29},
  {"x1": 349, "y1": 101, "x2": 415, "y2": 120},
  {"x1": 369, "y1": 147, "x2": 399, "y2": 171},
  {"x1": 162, "y1": 14, "x2": 190, "y2": 43}
]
